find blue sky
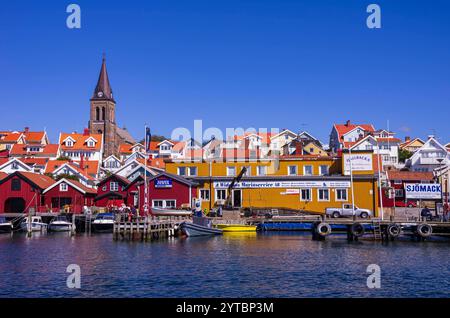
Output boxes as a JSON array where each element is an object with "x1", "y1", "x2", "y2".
[{"x1": 0, "y1": 0, "x2": 449, "y2": 145}]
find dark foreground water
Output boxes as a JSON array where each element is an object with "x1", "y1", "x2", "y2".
[{"x1": 0, "y1": 232, "x2": 448, "y2": 298}]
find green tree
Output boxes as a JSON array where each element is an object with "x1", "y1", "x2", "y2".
[{"x1": 398, "y1": 149, "x2": 413, "y2": 163}]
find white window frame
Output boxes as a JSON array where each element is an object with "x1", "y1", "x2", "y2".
[
  {"x1": 188, "y1": 166, "x2": 197, "y2": 176},
  {"x1": 319, "y1": 165, "x2": 329, "y2": 176},
  {"x1": 59, "y1": 183, "x2": 68, "y2": 192},
  {"x1": 303, "y1": 165, "x2": 313, "y2": 176},
  {"x1": 152, "y1": 199, "x2": 177, "y2": 209},
  {"x1": 288, "y1": 165, "x2": 298, "y2": 176},
  {"x1": 110, "y1": 182, "x2": 119, "y2": 192},
  {"x1": 215, "y1": 189, "x2": 227, "y2": 201},
  {"x1": 66, "y1": 140, "x2": 73, "y2": 147},
  {"x1": 300, "y1": 188, "x2": 312, "y2": 201},
  {"x1": 178, "y1": 167, "x2": 187, "y2": 176},
  {"x1": 317, "y1": 188, "x2": 330, "y2": 201},
  {"x1": 336, "y1": 188, "x2": 348, "y2": 201},
  {"x1": 200, "y1": 189, "x2": 210, "y2": 201},
  {"x1": 227, "y1": 166, "x2": 236, "y2": 177}
]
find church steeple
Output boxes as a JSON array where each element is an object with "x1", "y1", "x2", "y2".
[{"x1": 92, "y1": 55, "x2": 114, "y2": 101}]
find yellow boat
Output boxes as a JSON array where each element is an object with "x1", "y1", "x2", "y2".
[{"x1": 215, "y1": 224, "x2": 257, "y2": 232}]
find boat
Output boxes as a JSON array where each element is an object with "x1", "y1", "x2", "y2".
[
  {"x1": 48, "y1": 216, "x2": 74, "y2": 232},
  {"x1": 20, "y1": 216, "x2": 48, "y2": 232},
  {"x1": 215, "y1": 224, "x2": 257, "y2": 232},
  {"x1": 180, "y1": 217, "x2": 223, "y2": 237},
  {"x1": 151, "y1": 207, "x2": 192, "y2": 217},
  {"x1": 0, "y1": 217, "x2": 13, "y2": 234},
  {"x1": 92, "y1": 213, "x2": 115, "y2": 233}
]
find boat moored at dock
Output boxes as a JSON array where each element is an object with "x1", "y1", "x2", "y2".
[
  {"x1": 180, "y1": 217, "x2": 223, "y2": 237},
  {"x1": 20, "y1": 216, "x2": 48, "y2": 232},
  {"x1": 92, "y1": 213, "x2": 115, "y2": 233},
  {"x1": 0, "y1": 217, "x2": 13, "y2": 234},
  {"x1": 48, "y1": 216, "x2": 74, "y2": 232}
]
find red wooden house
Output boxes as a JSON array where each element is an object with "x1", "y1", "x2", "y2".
[
  {"x1": 134, "y1": 171, "x2": 198, "y2": 213},
  {"x1": 42, "y1": 178, "x2": 97, "y2": 214},
  {"x1": 94, "y1": 174, "x2": 131, "y2": 208},
  {"x1": 0, "y1": 171, "x2": 55, "y2": 213}
]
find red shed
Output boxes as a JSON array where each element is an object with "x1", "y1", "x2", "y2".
[
  {"x1": 95, "y1": 174, "x2": 131, "y2": 208},
  {"x1": 133, "y1": 171, "x2": 198, "y2": 213},
  {"x1": 43, "y1": 178, "x2": 97, "y2": 214},
  {"x1": 0, "y1": 171, "x2": 55, "y2": 213}
]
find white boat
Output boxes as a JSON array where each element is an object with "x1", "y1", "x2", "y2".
[
  {"x1": 180, "y1": 217, "x2": 223, "y2": 237},
  {"x1": 20, "y1": 216, "x2": 48, "y2": 232},
  {"x1": 48, "y1": 216, "x2": 74, "y2": 232},
  {"x1": 151, "y1": 207, "x2": 192, "y2": 217},
  {"x1": 0, "y1": 217, "x2": 13, "y2": 234},
  {"x1": 92, "y1": 213, "x2": 115, "y2": 233}
]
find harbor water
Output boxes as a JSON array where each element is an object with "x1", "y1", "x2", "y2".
[{"x1": 0, "y1": 232, "x2": 448, "y2": 298}]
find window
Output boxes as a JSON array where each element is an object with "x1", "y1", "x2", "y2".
[
  {"x1": 59, "y1": 183, "x2": 68, "y2": 192},
  {"x1": 243, "y1": 166, "x2": 251, "y2": 176},
  {"x1": 165, "y1": 200, "x2": 176, "y2": 208},
  {"x1": 152, "y1": 200, "x2": 177, "y2": 209},
  {"x1": 257, "y1": 166, "x2": 267, "y2": 176},
  {"x1": 336, "y1": 188, "x2": 348, "y2": 201},
  {"x1": 153, "y1": 200, "x2": 163, "y2": 208},
  {"x1": 395, "y1": 189, "x2": 404, "y2": 197},
  {"x1": 318, "y1": 188, "x2": 329, "y2": 201},
  {"x1": 200, "y1": 189, "x2": 210, "y2": 201},
  {"x1": 11, "y1": 179, "x2": 21, "y2": 191},
  {"x1": 227, "y1": 166, "x2": 236, "y2": 177},
  {"x1": 110, "y1": 182, "x2": 119, "y2": 192},
  {"x1": 319, "y1": 165, "x2": 329, "y2": 176},
  {"x1": 66, "y1": 140, "x2": 73, "y2": 147},
  {"x1": 303, "y1": 165, "x2": 313, "y2": 176},
  {"x1": 288, "y1": 165, "x2": 298, "y2": 176},
  {"x1": 178, "y1": 167, "x2": 186, "y2": 176},
  {"x1": 216, "y1": 189, "x2": 227, "y2": 201},
  {"x1": 309, "y1": 147, "x2": 314, "y2": 153},
  {"x1": 188, "y1": 167, "x2": 197, "y2": 176},
  {"x1": 300, "y1": 189, "x2": 311, "y2": 201},
  {"x1": 87, "y1": 141, "x2": 95, "y2": 148},
  {"x1": 12, "y1": 161, "x2": 19, "y2": 170}
]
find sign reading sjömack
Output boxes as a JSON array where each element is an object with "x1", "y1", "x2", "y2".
[
  {"x1": 343, "y1": 154, "x2": 373, "y2": 175},
  {"x1": 405, "y1": 183, "x2": 442, "y2": 199},
  {"x1": 213, "y1": 181, "x2": 351, "y2": 189}
]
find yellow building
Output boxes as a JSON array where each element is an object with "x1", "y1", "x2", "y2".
[{"x1": 165, "y1": 151, "x2": 380, "y2": 216}]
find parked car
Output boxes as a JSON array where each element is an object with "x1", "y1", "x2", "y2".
[
  {"x1": 395, "y1": 200, "x2": 417, "y2": 208},
  {"x1": 325, "y1": 204, "x2": 372, "y2": 219}
]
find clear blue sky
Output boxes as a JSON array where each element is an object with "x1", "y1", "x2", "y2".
[{"x1": 1, "y1": 0, "x2": 449, "y2": 145}]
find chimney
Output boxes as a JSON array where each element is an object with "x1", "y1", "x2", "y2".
[
  {"x1": 24, "y1": 127, "x2": 29, "y2": 133},
  {"x1": 345, "y1": 120, "x2": 351, "y2": 127},
  {"x1": 405, "y1": 136, "x2": 411, "y2": 142},
  {"x1": 83, "y1": 128, "x2": 90, "y2": 136},
  {"x1": 295, "y1": 141, "x2": 303, "y2": 155}
]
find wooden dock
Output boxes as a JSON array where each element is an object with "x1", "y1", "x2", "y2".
[{"x1": 113, "y1": 217, "x2": 189, "y2": 241}]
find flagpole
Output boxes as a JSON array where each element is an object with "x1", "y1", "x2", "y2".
[{"x1": 144, "y1": 124, "x2": 148, "y2": 217}]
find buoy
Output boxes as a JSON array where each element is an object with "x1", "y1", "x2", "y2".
[
  {"x1": 316, "y1": 222, "x2": 332, "y2": 237},
  {"x1": 416, "y1": 223, "x2": 432, "y2": 238},
  {"x1": 351, "y1": 223, "x2": 365, "y2": 237},
  {"x1": 387, "y1": 223, "x2": 401, "y2": 238}
]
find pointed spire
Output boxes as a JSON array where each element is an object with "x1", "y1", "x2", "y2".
[{"x1": 92, "y1": 54, "x2": 114, "y2": 101}]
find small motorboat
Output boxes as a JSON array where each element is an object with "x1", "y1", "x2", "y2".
[
  {"x1": 151, "y1": 207, "x2": 192, "y2": 217},
  {"x1": 48, "y1": 216, "x2": 74, "y2": 232},
  {"x1": 20, "y1": 216, "x2": 48, "y2": 232},
  {"x1": 92, "y1": 213, "x2": 115, "y2": 233},
  {"x1": 180, "y1": 216, "x2": 223, "y2": 237},
  {"x1": 0, "y1": 217, "x2": 13, "y2": 234},
  {"x1": 215, "y1": 224, "x2": 257, "y2": 232}
]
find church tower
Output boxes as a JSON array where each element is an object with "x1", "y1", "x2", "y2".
[{"x1": 89, "y1": 56, "x2": 118, "y2": 158}]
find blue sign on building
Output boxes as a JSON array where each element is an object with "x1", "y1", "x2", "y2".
[{"x1": 155, "y1": 179, "x2": 172, "y2": 188}]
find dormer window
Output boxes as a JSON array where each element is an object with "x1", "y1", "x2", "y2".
[
  {"x1": 66, "y1": 140, "x2": 73, "y2": 147},
  {"x1": 87, "y1": 140, "x2": 95, "y2": 148}
]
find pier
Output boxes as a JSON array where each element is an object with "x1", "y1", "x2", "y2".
[{"x1": 112, "y1": 216, "x2": 189, "y2": 241}]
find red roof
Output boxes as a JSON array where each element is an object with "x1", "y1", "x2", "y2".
[
  {"x1": 0, "y1": 132, "x2": 22, "y2": 143},
  {"x1": 10, "y1": 144, "x2": 58, "y2": 156},
  {"x1": 59, "y1": 133, "x2": 103, "y2": 151},
  {"x1": 334, "y1": 123, "x2": 375, "y2": 139},
  {"x1": 0, "y1": 172, "x2": 7, "y2": 181},
  {"x1": 23, "y1": 131, "x2": 46, "y2": 144},
  {"x1": 16, "y1": 172, "x2": 55, "y2": 189},
  {"x1": 387, "y1": 171, "x2": 434, "y2": 181},
  {"x1": 21, "y1": 158, "x2": 48, "y2": 166}
]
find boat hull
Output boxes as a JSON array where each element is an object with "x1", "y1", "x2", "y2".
[
  {"x1": 92, "y1": 222, "x2": 114, "y2": 233},
  {"x1": 20, "y1": 223, "x2": 48, "y2": 232},
  {"x1": 48, "y1": 223, "x2": 73, "y2": 232},
  {"x1": 0, "y1": 223, "x2": 13, "y2": 234},
  {"x1": 180, "y1": 222, "x2": 223, "y2": 237},
  {"x1": 151, "y1": 208, "x2": 192, "y2": 217},
  {"x1": 216, "y1": 224, "x2": 257, "y2": 232}
]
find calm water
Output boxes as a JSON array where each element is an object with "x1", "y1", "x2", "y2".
[{"x1": 0, "y1": 232, "x2": 448, "y2": 298}]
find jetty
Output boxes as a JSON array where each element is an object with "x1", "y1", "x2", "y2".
[{"x1": 112, "y1": 216, "x2": 189, "y2": 241}]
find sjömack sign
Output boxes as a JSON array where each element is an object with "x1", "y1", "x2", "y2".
[{"x1": 405, "y1": 183, "x2": 442, "y2": 199}]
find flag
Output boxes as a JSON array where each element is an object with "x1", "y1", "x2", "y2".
[{"x1": 145, "y1": 127, "x2": 152, "y2": 153}]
